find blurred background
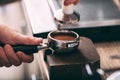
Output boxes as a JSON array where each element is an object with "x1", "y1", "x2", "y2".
[{"x1": 0, "y1": 0, "x2": 120, "y2": 80}]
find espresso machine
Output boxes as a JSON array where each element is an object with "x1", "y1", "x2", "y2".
[
  {"x1": 49, "y1": 0, "x2": 120, "y2": 42},
  {"x1": 22, "y1": 0, "x2": 120, "y2": 41}
]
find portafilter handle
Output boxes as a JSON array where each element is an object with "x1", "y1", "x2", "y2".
[{"x1": 1, "y1": 43, "x2": 48, "y2": 55}]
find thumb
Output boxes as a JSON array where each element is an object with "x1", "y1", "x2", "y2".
[{"x1": 12, "y1": 33, "x2": 42, "y2": 45}]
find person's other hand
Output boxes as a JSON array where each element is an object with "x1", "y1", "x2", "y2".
[
  {"x1": 0, "y1": 25, "x2": 42, "y2": 67},
  {"x1": 64, "y1": 0, "x2": 80, "y2": 6}
]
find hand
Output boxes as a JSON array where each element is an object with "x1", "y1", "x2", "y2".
[
  {"x1": 0, "y1": 25, "x2": 42, "y2": 67},
  {"x1": 64, "y1": 0, "x2": 80, "y2": 6}
]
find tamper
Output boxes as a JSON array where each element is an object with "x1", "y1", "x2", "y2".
[
  {"x1": 54, "y1": 0, "x2": 80, "y2": 25},
  {"x1": 47, "y1": 0, "x2": 80, "y2": 25}
]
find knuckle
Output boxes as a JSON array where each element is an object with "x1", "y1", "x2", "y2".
[
  {"x1": 27, "y1": 55, "x2": 34, "y2": 63},
  {"x1": 4, "y1": 63, "x2": 12, "y2": 67},
  {"x1": 14, "y1": 62, "x2": 22, "y2": 66},
  {"x1": 0, "y1": 46, "x2": 12, "y2": 67}
]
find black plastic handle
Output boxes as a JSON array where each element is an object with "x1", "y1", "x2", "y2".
[
  {"x1": 0, "y1": 44, "x2": 38, "y2": 55},
  {"x1": 12, "y1": 45, "x2": 38, "y2": 54}
]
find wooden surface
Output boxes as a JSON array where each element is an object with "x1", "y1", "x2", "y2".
[
  {"x1": 95, "y1": 41, "x2": 120, "y2": 70},
  {"x1": 95, "y1": 41, "x2": 120, "y2": 77}
]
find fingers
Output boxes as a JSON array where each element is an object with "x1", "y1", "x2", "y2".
[
  {"x1": 74, "y1": 0, "x2": 80, "y2": 5},
  {"x1": 12, "y1": 33, "x2": 42, "y2": 45},
  {"x1": 4, "y1": 44, "x2": 22, "y2": 66},
  {"x1": 64, "y1": 0, "x2": 75, "y2": 6},
  {"x1": 0, "y1": 24, "x2": 42, "y2": 45},
  {"x1": 0, "y1": 44, "x2": 34, "y2": 67},
  {"x1": 0, "y1": 25, "x2": 38, "y2": 67},
  {"x1": 64, "y1": 0, "x2": 80, "y2": 6},
  {"x1": 0, "y1": 46, "x2": 12, "y2": 67},
  {"x1": 0, "y1": 44, "x2": 22, "y2": 67},
  {"x1": 0, "y1": 44, "x2": 33, "y2": 67},
  {"x1": 0, "y1": 60, "x2": 3, "y2": 67},
  {"x1": 16, "y1": 51, "x2": 34, "y2": 63}
]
